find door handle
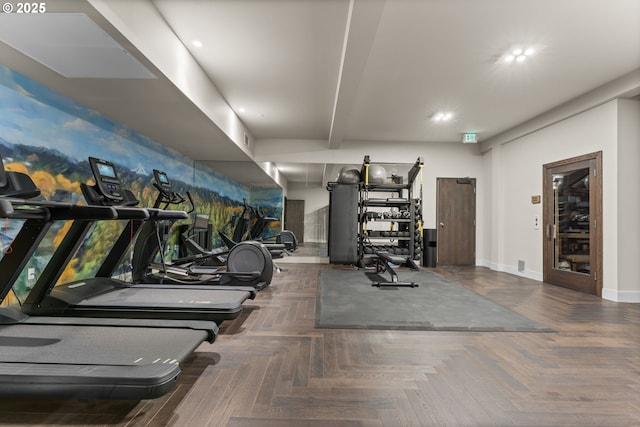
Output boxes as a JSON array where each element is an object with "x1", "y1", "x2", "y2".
[{"x1": 439, "y1": 222, "x2": 445, "y2": 227}]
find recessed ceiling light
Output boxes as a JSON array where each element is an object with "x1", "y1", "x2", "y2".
[
  {"x1": 500, "y1": 45, "x2": 537, "y2": 64},
  {"x1": 432, "y1": 112, "x2": 454, "y2": 122},
  {"x1": 192, "y1": 40, "x2": 203, "y2": 48},
  {"x1": 238, "y1": 107, "x2": 246, "y2": 113}
]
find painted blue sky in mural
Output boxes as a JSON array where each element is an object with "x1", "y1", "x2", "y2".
[
  {"x1": 0, "y1": 65, "x2": 249, "y2": 202},
  {"x1": 250, "y1": 188, "x2": 284, "y2": 210}
]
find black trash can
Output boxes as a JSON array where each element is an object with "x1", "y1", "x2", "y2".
[{"x1": 422, "y1": 228, "x2": 437, "y2": 267}]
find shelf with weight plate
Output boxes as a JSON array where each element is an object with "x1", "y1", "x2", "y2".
[{"x1": 357, "y1": 156, "x2": 424, "y2": 267}]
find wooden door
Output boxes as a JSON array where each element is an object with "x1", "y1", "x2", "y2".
[
  {"x1": 284, "y1": 199, "x2": 305, "y2": 243},
  {"x1": 436, "y1": 178, "x2": 476, "y2": 266},
  {"x1": 543, "y1": 152, "x2": 602, "y2": 296}
]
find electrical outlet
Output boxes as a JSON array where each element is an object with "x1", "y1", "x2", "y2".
[
  {"x1": 27, "y1": 268, "x2": 35, "y2": 280},
  {"x1": 534, "y1": 215, "x2": 540, "y2": 230}
]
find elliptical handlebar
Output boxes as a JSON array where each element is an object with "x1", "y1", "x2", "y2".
[
  {"x1": 152, "y1": 181, "x2": 188, "y2": 209},
  {"x1": 185, "y1": 191, "x2": 195, "y2": 215}
]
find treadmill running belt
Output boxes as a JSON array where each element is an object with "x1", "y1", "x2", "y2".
[
  {"x1": 0, "y1": 323, "x2": 208, "y2": 399},
  {"x1": 0, "y1": 324, "x2": 203, "y2": 364},
  {"x1": 27, "y1": 277, "x2": 251, "y2": 321},
  {"x1": 74, "y1": 288, "x2": 246, "y2": 310}
]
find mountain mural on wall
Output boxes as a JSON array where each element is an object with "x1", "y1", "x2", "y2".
[
  {"x1": 0, "y1": 65, "x2": 283, "y2": 305},
  {"x1": 0, "y1": 64, "x2": 251, "y2": 202},
  {"x1": 0, "y1": 140, "x2": 255, "y2": 302},
  {"x1": 249, "y1": 187, "x2": 284, "y2": 238}
]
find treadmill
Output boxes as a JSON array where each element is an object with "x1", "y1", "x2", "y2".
[
  {"x1": 0, "y1": 169, "x2": 218, "y2": 399},
  {"x1": 0, "y1": 159, "x2": 253, "y2": 323}
]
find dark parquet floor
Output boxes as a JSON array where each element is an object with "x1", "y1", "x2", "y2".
[{"x1": 1, "y1": 244, "x2": 639, "y2": 426}]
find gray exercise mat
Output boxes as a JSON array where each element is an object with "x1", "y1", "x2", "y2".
[{"x1": 316, "y1": 269, "x2": 553, "y2": 332}]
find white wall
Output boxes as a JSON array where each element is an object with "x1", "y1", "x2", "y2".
[
  {"x1": 485, "y1": 100, "x2": 621, "y2": 293},
  {"x1": 287, "y1": 183, "x2": 329, "y2": 243},
  {"x1": 288, "y1": 183, "x2": 329, "y2": 214},
  {"x1": 613, "y1": 99, "x2": 640, "y2": 300},
  {"x1": 482, "y1": 146, "x2": 496, "y2": 269}
]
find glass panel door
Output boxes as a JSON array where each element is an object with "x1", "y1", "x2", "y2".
[
  {"x1": 543, "y1": 152, "x2": 602, "y2": 296},
  {"x1": 553, "y1": 168, "x2": 590, "y2": 274}
]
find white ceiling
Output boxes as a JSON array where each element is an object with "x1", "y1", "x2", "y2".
[
  {"x1": 0, "y1": 12, "x2": 155, "y2": 78},
  {"x1": 0, "y1": 0, "x2": 639, "y2": 187}
]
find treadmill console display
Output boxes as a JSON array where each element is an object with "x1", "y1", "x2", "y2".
[
  {"x1": 97, "y1": 163, "x2": 117, "y2": 179},
  {"x1": 153, "y1": 169, "x2": 172, "y2": 194},
  {"x1": 88, "y1": 157, "x2": 124, "y2": 202}
]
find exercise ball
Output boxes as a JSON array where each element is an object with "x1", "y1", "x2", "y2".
[
  {"x1": 338, "y1": 166, "x2": 360, "y2": 183},
  {"x1": 368, "y1": 164, "x2": 386, "y2": 184}
]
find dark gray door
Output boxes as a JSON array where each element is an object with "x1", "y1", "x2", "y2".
[
  {"x1": 436, "y1": 178, "x2": 476, "y2": 266},
  {"x1": 284, "y1": 199, "x2": 305, "y2": 243}
]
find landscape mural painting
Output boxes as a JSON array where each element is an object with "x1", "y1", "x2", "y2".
[{"x1": 0, "y1": 65, "x2": 282, "y2": 305}]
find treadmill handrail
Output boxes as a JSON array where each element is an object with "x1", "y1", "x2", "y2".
[
  {"x1": 113, "y1": 206, "x2": 150, "y2": 220},
  {"x1": 49, "y1": 205, "x2": 118, "y2": 221},
  {"x1": 146, "y1": 207, "x2": 189, "y2": 220},
  {"x1": 1, "y1": 197, "x2": 118, "y2": 220},
  {"x1": 0, "y1": 198, "x2": 48, "y2": 220}
]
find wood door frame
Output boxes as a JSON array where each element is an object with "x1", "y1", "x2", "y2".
[
  {"x1": 436, "y1": 177, "x2": 476, "y2": 266},
  {"x1": 543, "y1": 151, "x2": 602, "y2": 296}
]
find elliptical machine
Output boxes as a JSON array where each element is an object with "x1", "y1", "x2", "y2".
[
  {"x1": 130, "y1": 169, "x2": 273, "y2": 289},
  {"x1": 218, "y1": 199, "x2": 291, "y2": 258},
  {"x1": 248, "y1": 205, "x2": 298, "y2": 251}
]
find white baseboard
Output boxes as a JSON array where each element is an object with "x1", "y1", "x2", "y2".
[
  {"x1": 480, "y1": 261, "x2": 640, "y2": 303},
  {"x1": 602, "y1": 288, "x2": 640, "y2": 303},
  {"x1": 476, "y1": 259, "x2": 491, "y2": 268},
  {"x1": 483, "y1": 261, "x2": 543, "y2": 282}
]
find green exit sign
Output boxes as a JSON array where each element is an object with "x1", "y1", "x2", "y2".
[{"x1": 463, "y1": 133, "x2": 477, "y2": 143}]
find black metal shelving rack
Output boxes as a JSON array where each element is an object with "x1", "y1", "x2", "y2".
[{"x1": 357, "y1": 156, "x2": 424, "y2": 267}]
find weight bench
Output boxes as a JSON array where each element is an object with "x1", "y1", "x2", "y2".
[{"x1": 371, "y1": 251, "x2": 419, "y2": 288}]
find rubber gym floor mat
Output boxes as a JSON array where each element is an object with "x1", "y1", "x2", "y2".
[{"x1": 316, "y1": 269, "x2": 554, "y2": 332}]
